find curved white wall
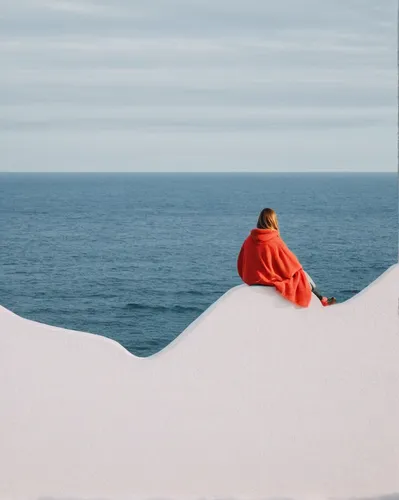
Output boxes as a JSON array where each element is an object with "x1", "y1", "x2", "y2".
[{"x1": 1, "y1": 265, "x2": 398, "y2": 500}]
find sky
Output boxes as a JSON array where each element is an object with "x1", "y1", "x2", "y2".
[{"x1": 1, "y1": 0, "x2": 397, "y2": 172}]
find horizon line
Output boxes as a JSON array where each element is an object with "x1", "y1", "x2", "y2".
[{"x1": 0, "y1": 170, "x2": 397, "y2": 174}]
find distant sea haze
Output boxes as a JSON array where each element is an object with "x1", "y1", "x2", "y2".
[{"x1": 1, "y1": 173, "x2": 397, "y2": 356}]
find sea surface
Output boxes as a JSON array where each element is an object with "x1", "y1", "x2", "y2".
[{"x1": 1, "y1": 173, "x2": 397, "y2": 356}]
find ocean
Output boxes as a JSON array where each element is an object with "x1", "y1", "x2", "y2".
[{"x1": 1, "y1": 173, "x2": 397, "y2": 356}]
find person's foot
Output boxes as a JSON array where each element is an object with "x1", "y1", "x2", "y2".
[{"x1": 321, "y1": 296, "x2": 337, "y2": 307}]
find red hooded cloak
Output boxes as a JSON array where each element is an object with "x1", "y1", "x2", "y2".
[{"x1": 237, "y1": 228, "x2": 312, "y2": 307}]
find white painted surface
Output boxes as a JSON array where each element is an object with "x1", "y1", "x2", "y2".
[{"x1": 0, "y1": 265, "x2": 398, "y2": 500}]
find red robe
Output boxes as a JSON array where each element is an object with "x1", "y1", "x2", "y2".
[{"x1": 237, "y1": 228, "x2": 312, "y2": 307}]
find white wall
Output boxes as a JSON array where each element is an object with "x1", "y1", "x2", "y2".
[{"x1": 1, "y1": 265, "x2": 398, "y2": 500}]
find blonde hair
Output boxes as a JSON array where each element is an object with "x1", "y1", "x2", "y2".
[{"x1": 256, "y1": 208, "x2": 279, "y2": 231}]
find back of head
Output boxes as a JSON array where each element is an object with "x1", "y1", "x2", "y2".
[{"x1": 257, "y1": 208, "x2": 279, "y2": 231}]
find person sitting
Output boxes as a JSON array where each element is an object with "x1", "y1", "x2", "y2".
[{"x1": 237, "y1": 208, "x2": 337, "y2": 307}]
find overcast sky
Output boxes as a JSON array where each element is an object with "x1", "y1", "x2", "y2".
[{"x1": 1, "y1": 0, "x2": 397, "y2": 172}]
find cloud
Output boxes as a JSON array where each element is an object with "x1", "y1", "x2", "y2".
[
  {"x1": 42, "y1": 1, "x2": 110, "y2": 16},
  {"x1": 0, "y1": 0, "x2": 397, "y2": 171},
  {"x1": 1, "y1": 104, "x2": 395, "y2": 132}
]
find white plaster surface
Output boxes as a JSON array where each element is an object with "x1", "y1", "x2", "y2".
[{"x1": 0, "y1": 265, "x2": 398, "y2": 500}]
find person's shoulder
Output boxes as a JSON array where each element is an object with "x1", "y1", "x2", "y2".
[
  {"x1": 273, "y1": 233, "x2": 285, "y2": 245},
  {"x1": 274, "y1": 234, "x2": 292, "y2": 252}
]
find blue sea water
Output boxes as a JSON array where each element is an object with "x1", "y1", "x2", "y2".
[{"x1": 0, "y1": 173, "x2": 397, "y2": 356}]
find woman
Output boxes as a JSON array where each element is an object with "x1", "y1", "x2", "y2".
[{"x1": 237, "y1": 208, "x2": 336, "y2": 307}]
